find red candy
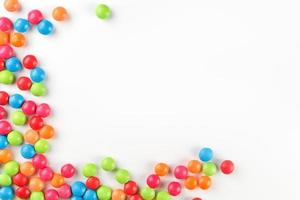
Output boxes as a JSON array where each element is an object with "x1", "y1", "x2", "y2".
[
  {"x1": 17, "y1": 77, "x2": 32, "y2": 90},
  {"x1": 32, "y1": 154, "x2": 47, "y2": 169},
  {"x1": 23, "y1": 54, "x2": 38, "y2": 69},
  {"x1": 0, "y1": 120, "x2": 12, "y2": 135},
  {"x1": 0, "y1": 17, "x2": 13, "y2": 32},
  {"x1": 45, "y1": 189, "x2": 59, "y2": 200},
  {"x1": 0, "y1": 91, "x2": 9, "y2": 105},
  {"x1": 128, "y1": 194, "x2": 143, "y2": 200},
  {"x1": 16, "y1": 187, "x2": 31, "y2": 199},
  {"x1": 167, "y1": 181, "x2": 181, "y2": 196},
  {"x1": 220, "y1": 160, "x2": 234, "y2": 175},
  {"x1": 0, "y1": 44, "x2": 14, "y2": 59},
  {"x1": 28, "y1": 10, "x2": 44, "y2": 25},
  {"x1": 21, "y1": 100, "x2": 37, "y2": 115},
  {"x1": 124, "y1": 180, "x2": 138, "y2": 195},
  {"x1": 146, "y1": 174, "x2": 160, "y2": 189},
  {"x1": 174, "y1": 165, "x2": 188, "y2": 179},
  {"x1": 86, "y1": 176, "x2": 101, "y2": 190},
  {"x1": 36, "y1": 103, "x2": 51, "y2": 118},
  {"x1": 39, "y1": 167, "x2": 54, "y2": 181},
  {"x1": 13, "y1": 173, "x2": 29, "y2": 187},
  {"x1": 58, "y1": 183, "x2": 72, "y2": 199},
  {"x1": 29, "y1": 115, "x2": 44, "y2": 130},
  {"x1": 0, "y1": 58, "x2": 5, "y2": 71},
  {"x1": 193, "y1": 198, "x2": 202, "y2": 200},
  {"x1": 0, "y1": 106, "x2": 7, "y2": 119},
  {"x1": 61, "y1": 163, "x2": 76, "y2": 178}
]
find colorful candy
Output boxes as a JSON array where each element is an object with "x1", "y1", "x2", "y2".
[
  {"x1": 220, "y1": 160, "x2": 235, "y2": 175},
  {"x1": 52, "y1": 7, "x2": 69, "y2": 21},
  {"x1": 95, "y1": 4, "x2": 111, "y2": 20},
  {"x1": 167, "y1": 181, "x2": 181, "y2": 196},
  {"x1": 199, "y1": 147, "x2": 213, "y2": 162},
  {"x1": 174, "y1": 165, "x2": 188, "y2": 179}
]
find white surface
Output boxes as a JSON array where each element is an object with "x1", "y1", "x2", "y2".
[{"x1": 2, "y1": 0, "x2": 300, "y2": 199}]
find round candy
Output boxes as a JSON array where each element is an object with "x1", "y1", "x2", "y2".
[
  {"x1": 45, "y1": 189, "x2": 59, "y2": 200},
  {"x1": 7, "y1": 130, "x2": 23, "y2": 146},
  {"x1": 146, "y1": 174, "x2": 160, "y2": 188},
  {"x1": 20, "y1": 161, "x2": 36, "y2": 176},
  {"x1": 32, "y1": 154, "x2": 47, "y2": 169},
  {"x1": 97, "y1": 185, "x2": 112, "y2": 200},
  {"x1": 0, "y1": 186, "x2": 14, "y2": 200},
  {"x1": 4, "y1": 0, "x2": 21, "y2": 12},
  {"x1": 31, "y1": 82, "x2": 47, "y2": 96},
  {"x1": 28, "y1": 10, "x2": 44, "y2": 25},
  {"x1": 101, "y1": 156, "x2": 116, "y2": 171},
  {"x1": 82, "y1": 163, "x2": 98, "y2": 177},
  {"x1": 71, "y1": 181, "x2": 87, "y2": 197},
  {"x1": 154, "y1": 163, "x2": 169, "y2": 176},
  {"x1": 17, "y1": 76, "x2": 32, "y2": 90},
  {"x1": 9, "y1": 93, "x2": 25, "y2": 109},
  {"x1": 24, "y1": 129, "x2": 39, "y2": 144},
  {"x1": 84, "y1": 189, "x2": 98, "y2": 200},
  {"x1": 51, "y1": 173, "x2": 64, "y2": 188},
  {"x1": 193, "y1": 198, "x2": 203, "y2": 200},
  {"x1": 0, "y1": 70, "x2": 14, "y2": 84},
  {"x1": 167, "y1": 181, "x2": 181, "y2": 196},
  {"x1": 21, "y1": 144, "x2": 36, "y2": 159},
  {"x1": 10, "y1": 32, "x2": 26, "y2": 47},
  {"x1": 184, "y1": 176, "x2": 198, "y2": 190},
  {"x1": 58, "y1": 183, "x2": 71, "y2": 199},
  {"x1": 128, "y1": 194, "x2": 143, "y2": 200},
  {"x1": 13, "y1": 173, "x2": 28, "y2": 186},
  {"x1": 198, "y1": 176, "x2": 212, "y2": 190},
  {"x1": 187, "y1": 160, "x2": 202, "y2": 174},
  {"x1": 202, "y1": 162, "x2": 217, "y2": 176},
  {"x1": 30, "y1": 191, "x2": 44, "y2": 200},
  {"x1": 11, "y1": 110, "x2": 27, "y2": 125},
  {"x1": 0, "y1": 91, "x2": 9, "y2": 105},
  {"x1": 86, "y1": 176, "x2": 101, "y2": 190},
  {"x1": 0, "y1": 106, "x2": 7, "y2": 119},
  {"x1": 0, "y1": 120, "x2": 12, "y2": 135},
  {"x1": 140, "y1": 187, "x2": 155, "y2": 200},
  {"x1": 199, "y1": 147, "x2": 213, "y2": 162},
  {"x1": 0, "y1": 149, "x2": 13, "y2": 163},
  {"x1": 36, "y1": 103, "x2": 51, "y2": 118},
  {"x1": 0, "y1": 135, "x2": 8, "y2": 149},
  {"x1": 174, "y1": 165, "x2": 188, "y2": 179},
  {"x1": 21, "y1": 100, "x2": 37, "y2": 115},
  {"x1": 39, "y1": 124, "x2": 55, "y2": 139},
  {"x1": 124, "y1": 180, "x2": 138, "y2": 195},
  {"x1": 112, "y1": 189, "x2": 126, "y2": 200},
  {"x1": 52, "y1": 7, "x2": 68, "y2": 21},
  {"x1": 0, "y1": 32, "x2": 9, "y2": 46},
  {"x1": 95, "y1": 4, "x2": 111, "y2": 20},
  {"x1": 16, "y1": 186, "x2": 31, "y2": 199},
  {"x1": 220, "y1": 160, "x2": 234, "y2": 175},
  {"x1": 61, "y1": 163, "x2": 76, "y2": 178},
  {"x1": 0, "y1": 17, "x2": 13, "y2": 32},
  {"x1": 156, "y1": 191, "x2": 171, "y2": 200},
  {"x1": 29, "y1": 115, "x2": 44, "y2": 130},
  {"x1": 4, "y1": 160, "x2": 19, "y2": 176},
  {"x1": 39, "y1": 167, "x2": 54, "y2": 181},
  {"x1": 29, "y1": 177, "x2": 44, "y2": 191},
  {"x1": 5, "y1": 56, "x2": 22, "y2": 72},
  {"x1": 0, "y1": 173, "x2": 12, "y2": 186},
  {"x1": 34, "y1": 139, "x2": 49, "y2": 153},
  {"x1": 30, "y1": 67, "x2": 46, "y2": 83},
  {"x1": 115, "y1": 169, "x2": 130, "y2": 184},
  {"x1": 37, "y1": 20, "x2": 54, "y2": 35},
  {"x1": 23, "y1": 54, "x2": 38, "y2": 69},
  {"x1": 0, "y1": 45, "x2": 14, "y2": 59},
  {"x1": 14, "y1": 18, "x2": 31, "y2": 33}
]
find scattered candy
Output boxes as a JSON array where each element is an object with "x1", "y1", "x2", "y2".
[
  {"x1": 198, "y1": 176, "x2": 212, "y2": 190},
  {"x1": 52, "y1": 6, "x2": 69, "y2": 21},
  {"x1": 4, "y1": 0, "x2": 21, "y2": 12},
  {"x1": 14, "y1": 18, "x2": 31, "y2": 33},
  {"x1": 96, "y1": 4, "x2": 111, "y2": 20},
  {"x1": 167, "y1": 181, "x2": 181, "y2": 196},
  {"x1": 174, "y1": 165, "x2": 188, "y2": 179},
  {"x1": 199, "y1": 147, "x2": 213, "y2": 162},
  {"x1": 37, "y1": 19, "x2": 54, "y2": 35}
]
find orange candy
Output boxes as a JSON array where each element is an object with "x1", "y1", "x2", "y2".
[
  {"x1": 0, "y1": 31, "x2": 10, "y2": 45},
  {"x1": 39, "y1": 125, "x2": 55, "y2": 139},
  {"x1": 112, "y1": 189, "x2": 126, "y2": 200},
  {"x1": 20, "y1": 162, "x2": 36, "y2": 176},
  {"x1": 4, "y1": 0, "x2": 21, "y2": 12},
  {"x1": 51, "y1": 173, "x2": 65, "y2": 188},
  {"x1": 0, "y1": 149, "x2": 13, "y2": 163},
  {"x1": 10, "y1": 32, "x2": 26, "y2": 47},
  {"x1": 187, "y1": 160, "x2": 202, "y2": 174},
  {"x1": 154, "y1": 163, "x2": 170, "y2": 176},
  {"x1": 184, "y1": 176, "x2": 198, "y2": 190},
  {"x1": 29, "y1": 177, "x2": 45, "y2": 191},
  {"x1": 52, "y1": 6, "x2": 68, "y2": 21},
  {"x1": 198, "y1": 176, "x2": 212, "y2": 190},
  {"x1": 24, "y1": 129, "x2": 40, "y2": 144}
]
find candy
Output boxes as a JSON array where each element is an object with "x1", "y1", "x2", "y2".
[
  {"x1": 101, "y1": 156, "x2": 116, "y2": 171},
  {"x1": 84, "y1": 189, "x2": 98, "y2": 200},
  {"x1": 31, "y1": 82, "x2": 47, "y2": 96},
  {"x1": 220, "y1": 160, "x2": 234, "y2": 175},
  {"x1": 199, "y1": 147, "x2": 213, "y2": 162},
  {"x1": 140, "y1": 187, "x2": 155, "y2": 200},
  {"x1": 174, "y1": 165, "x2": 188, "y2": 179},
  {"x1": 32, "y1": 154, "x2": 47, "y2": 169},
  {"x1": 39, "y1": 124, "x2": 55, "y2": 139},
  {"x1": 0, "y1": 17, "x2": 13, "y2": 32},
  {"x1": 202, "y1": 162, "x2": 217, "y2": 176},
  {"x1": 146, "y1": 174, "x2": 160, "y2": 189},
  {"x1": 86, "y1": 176, "x2": 101, "y2": 190},
  {"x1": 14, "y1": 18, "x2": 31, "y2": 33},
  {"x1": 10, "y1": 32, "x2": 26, "y2": 47},
  {"x1": 29, "y1": 115, "x2": 44, "y2": 130},
  {"x1": 0, "y1": 186, "x2": 14, "y2": 200},
  {"x1": 36, "y1": 103, "x2": 51, "y2": 118},
  {"x1": 16, "y1": 186, "x2": 31, "y2": 199},
  {"x1": 21, "y1": 144, "x2": 36, "y2": 159},
  {"x1": 61, "y1": 163, "x2": 76, "y2": 178},
  {"x1": 34, "y1": 139, "x2": 50, "y2": 153},
  {"x1": 22, "y1": 100, "x2": 37, "y2": 115},
  {"x1": 30, "y1": 67, "x2": 46, "y2": 83},
  {"x1": 128, "y1": 194, "x2": 143, "y2": 200},
  {"x1": 4, "y1": 0, "x2": 21, "y2": 12},
  {"x1": 52, "y1": 7, "x2": 69, "y2": 21},
  {"x1": 112, "y1": 189, "x2": 126, "y2": 200},
  {"x1": 28, "y1": 10, "x2": 44, "y2": 25},
  {"x1": 184, "y1": 176, "x2": 198, "y2": 190},
  {"x1": 58, "y1": 183, "x2": 71, "y2": 198},
  {"x1": 0, "y1": 31, "x2": 9, "y2": 45},
  {"x1": 187, "y1": 160, "x2": 202, "y2": 173},
  {"x1": 7, "y1": 130, "x2": 23, "y2": 146},
  {"x1": 4, "y1": 160, "x2": 19, "y2": 176},
  {"x1": 0, "y1": 148, "x2": 12, "y2": 164},
  {"x1": 0, "y1": 106, "x2": 7, "y2": 119},
  {"x1": 96, "y1": 4, "x2": 111, "y2": 20},
  {"x1": 51, "y1": 173, "x2": 64, "y2": 188},
  {"x1": 37, "y1": 20, "x2": 54, "y2": 35},
  {"x1": 156, "y1": 191, "x2": 171, "y2": 200},
  {"x1": 20, "y1": 161, "x2": 36, "y2": 176},
  {"x1": 0, "y1": 70, "x2": 14, "y2": 84},
  {"x1": 0, "y1": 45, "x2": 14, "y2": 59},
  {"x1": 124, "y1": 180, "x2": 138, "y2": 195},
  {"x1": 0, "y1": 91, "x2": 9, "y2": 105},
  {"x1": 9, "y1": 93, "x2": 25, "y2": 109},
  {"x1": 0, "y1": 120, "x2": 12, "y2": 135},
  {"x1": 13, "y1": 173, "x2": 28, "y2": 186},
  {"x1": 192, "y1": 198, "x2": 202, "y2": 200},
  {"x1": 29, "y1": 177, "x2": 45, "y2": 191},
  {"x1": 198, "y1": 176, "x2": 212, "y2": 190},
  {"x1": 97, "y1": 185, "x2": 112, "y2": 200},
  {"x1": 24, "y1": 129, "x2": 39, "y2": 144},
  {"x1": 0, "y1": 173, "x2": 12, "y2": 186},
  {"x1": 45, "y1": 189, "x2": 59, "y2": 200},
  {"x1": 0, "y1": 135, "x2": 8, "y2": 149},
  {"x1": 30, "y1": 191, "x2": 45, "y2": 200},
  {"x1": 154, "y1": 163, "x2": 169, "y2": 176},
  {"x1": 17, "y1": 76, "x2": 32, "y2": 90},
  {"x1": 82, "y1": 163, "x2": 98, "y2": 177},
  {"x1": 39, "y1": 167, "x2": 54, "y2": 181},
  {"x1": 115, "y1": 169, "x2": 130, "y2": 184},
  {"x1": 11, "y1": 110, "x2": 27, "y2": 125},
  {"x1": 5, "y1": 56, "x2": 22, "y2": 72},
  {"x1": 71, "y1": 181, "x2": 87, "y2": 197},
  {"x1": 23, "y1": 54, "x2": 38, "y2": 69},
  {"x1": 167, "y1": 181, "x2": 181, "y2": 196}
]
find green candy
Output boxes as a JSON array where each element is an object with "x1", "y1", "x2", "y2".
[
  {"x1": 31, "y1": 83, "x2": 47, "y2": 96},
  {"x1": 83, "y1": 163, "x2": 98, "y2": 177},
  {"x1": 101, "y1": 157, "x2": 116, "y2": 171},
  {"x1": 7, "y1": 130, "x2": 23, "y2": 146},
  {"x1": 0, "y1": 70, "x2": 14, "y2": 84},
  {"x1": 96, "y1": 4, "x2": 111, "y2": 20},
  {"x1": 11, "y1": 110, "x2": 27, "y2": 125},
  {"x1": 0, "y1": 173, "x2": 12, "y2": 186},
  {"x1": 34, "y1": 139, "x2": 50, "y2": 153},
  {"x1": 4, "y1": 161, "x2": 19, "y2": 176},
  {"x1": 30, "y1": 192, "x2": 45, "y2": 200},
  {"x1": 156, "y1": 191, "x2": 171, "y2": 200},
  {"x1": 203, "y1": 162, "x2": 217, "y2": 176},
  {"x1": 115, "y1": 169, "x2": 130, "y2": 184},
  {"x1": 141, "y1": 187, "x2": 155, "y2": 200},
  {"x1": 97, "y1": 185, "x2": 112, "y2": 200}
]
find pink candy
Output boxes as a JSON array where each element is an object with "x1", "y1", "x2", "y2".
[
  {"x1": 58, "y1": 184, "x2": 72, "y2": 198},
  {"x1": 61, "y1": 163, "x2": 76, "y2": 178},
  {"x1": 168, "y1": 181, "x2": 182, "y2": 196},
  {"x1": 146, "y1": 174, "x2": 160, "y2": 189},
  {"x1": 174, "y1": 165, "x2": 188, "y2": 179},
  {"x1": 28, "y1": 9, "x2": 44, "y2": 25},
  {"x1": 45, "y1": 189, "x2": 59, "y2": 200},
  {"x1": 0, "y1": 17, "x2": 13, "y2": 32},
  {"x1": 39, "y1": 167, "x2": 54, "y2": 181},
  {"x1": 32, "y1": 154, "x2": 48, "y2": 169},
  {"x1": 36, "y1": 103, "x2": 51, "y2": 118},
  {"x1": 0, "y1": 120, "x2": 12, "y2": 135},
  {"x1": 21, "y1": 100, "x2": 37, "y2": 115},
  {"x1": 0, "y1": 45, "x2": 14, "y2": 59},
  {"x1": 0, "y1": 106, "x2": 7, "y2": 119}
]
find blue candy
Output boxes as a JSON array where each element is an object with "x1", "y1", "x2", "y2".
[
  {"x1": 37, "y1": 20, "x2": 54, "y2": 35},
  {"x1": 83, "y1": 189, "x2": 97, "y2": 200},
  {"x1": 199, "y1": 147, "x2": 213, "y2": 162},
  {"x1": 0, "y1": 136, "x2": 8, "y2": 149},
  {"x1": 21, "y1": 144, "x2": 36, "y2": 159},
  {"x1": 30, "y1": 67, "x2": 46, "y2": 83},
  {"x1": 71, "y1": 197, "x2": 83, "y2": 200},
  {"x1": 5, "y1": 57, "x2": 22, "y2": 72},
  {"x1": 14, "y1": 18, "x2": 31, "y2": 33},
  {"x1": 71, "y1": 181, "x2": 87, "y2": 197},
  {"x1": 0, "y1": 186, "x2": 14, "y2": 200},
  {"x1": 8, "y1": 94, "x2": 25, "y2": 109}
]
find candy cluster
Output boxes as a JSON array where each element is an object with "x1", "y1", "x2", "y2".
[{"x1": 0, "y1": 1, "x2": 235, "y2": 200}]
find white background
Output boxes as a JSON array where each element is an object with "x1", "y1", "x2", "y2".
[{"x1": 1, "y1": 0, "x2": 300, "y2": 199}]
